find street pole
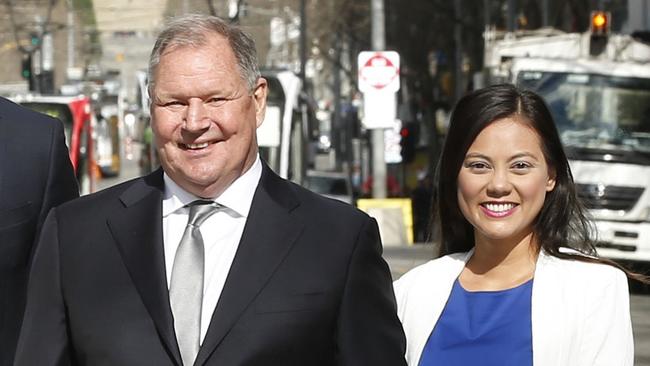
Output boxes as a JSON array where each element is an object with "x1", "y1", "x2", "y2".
[
  {"x1": 299, "y1": 0, "x2": 307, "y2": 86},
  {"x1": 542, "y1": 0, "x2": 549, "y2": 27},
  {"x1": 454, "y1": 0, "x2": 464, "y2": 102},
  {"x1": 371, "y1": 0, "x2": 387, "y2": 198},
  {"x1": 333, "y1": 30, "x2": 342, "y2": 170},
  {"x1": 67, "y1": 0, "x2": 75, "y2": 72},
  {"x1": 507, "y1": 0, "x2": 516, "y2": 32}
]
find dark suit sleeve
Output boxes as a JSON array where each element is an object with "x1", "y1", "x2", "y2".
[
  {"x1": 14, "y1": 209, "x2": 72, "y2": 366},
  {"x1": 36, "y1": 119, "x2": 79, "y2": 238},
  {"x1": 337, "y1": 217, "x2": 407, "y2": 366}
]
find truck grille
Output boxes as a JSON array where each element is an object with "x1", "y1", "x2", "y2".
[{"x1": 575, "y1": 184, "x2": 644, "y2": 211}]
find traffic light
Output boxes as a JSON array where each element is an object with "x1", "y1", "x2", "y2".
[
  {"x1": 590, "y1": 11, "x2": 610, "y2": 36},
  {"x1": 400, "y1": 122, "x2": 418, "y2": 164},
  {"x1": 21, "y1": 54, "x2": 32, "y2": 80},
  {"x1": 589, "y1": 11, "x2": 610, "y2": 56},
  {"x1": 30, "y1": 33, "x2": 40, "y2": 47}
]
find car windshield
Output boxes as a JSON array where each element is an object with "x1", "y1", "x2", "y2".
[
  {"x1": 304, "y1": 175, "x2": 349, "y2": 196},
  {"x1": 517, "y1": 71, "x2": 650, "y2": 153}
]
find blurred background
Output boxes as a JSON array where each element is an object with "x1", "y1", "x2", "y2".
[
  {"x1": 1, "y1": 1, "x2": 646, "y2": 192},
  {"x1": 0, "y1": 0, "x2": 645, "y2": 200},
  {"x1": 2, "y1": 1, "x2": 650, "y2": 362}
]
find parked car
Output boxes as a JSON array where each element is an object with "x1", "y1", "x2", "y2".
[{"x1": 302, "y1": 170, "x2": 354, "y2": 205}]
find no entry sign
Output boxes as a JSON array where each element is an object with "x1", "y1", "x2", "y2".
[{"x1": 358, "y1": 51, "x2": 400, "y2": 93}]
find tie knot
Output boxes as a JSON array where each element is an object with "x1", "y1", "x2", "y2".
[{"x1": 187, "y1": 200, "x2": 221, "y2": 227}]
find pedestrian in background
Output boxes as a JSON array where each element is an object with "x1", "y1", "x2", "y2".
[
  {"x1": 15, "y1": 14, "x2": 406, "y2": 366},
  {"x1": 0, "y1": 96, "x2": 79, "y2": 366},
  {"x1": 394, "y1": 84, "x2": 646, "y2": 365},
  {"x1": 411, "y1": 171, "x2": 432, "y2": 243}
]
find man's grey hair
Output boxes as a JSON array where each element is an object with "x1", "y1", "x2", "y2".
[{"x1": 147, "y1": 14, "x2": 260, "y2": 99}]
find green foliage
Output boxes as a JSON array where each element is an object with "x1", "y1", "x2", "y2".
[
  {"x1": 72, "y1": 0, "x2": 98, "y2": 27},
  {"x1": 72, "y1": 0, "x2": 102, "y2": 56}
]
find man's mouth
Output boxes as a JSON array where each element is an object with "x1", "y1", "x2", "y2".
[{"x1": 179, "y1": 142, "x2": 210, "y2": 150}]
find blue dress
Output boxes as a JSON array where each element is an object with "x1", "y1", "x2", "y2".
[{"x1": 418, "y1": 278, "x2": 533, "y2": 366}]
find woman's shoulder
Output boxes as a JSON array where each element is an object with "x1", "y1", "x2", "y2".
[
  {"x1": 394, "y1": 252, "x2": 469, "y2": 291},
  {"x1": 539, "y1": 249, "x2": 627, "y2": 285}
]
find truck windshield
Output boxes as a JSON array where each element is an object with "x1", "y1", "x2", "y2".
[{"x1": 517, "y1": 71, "x2": 650, "y2": 162}]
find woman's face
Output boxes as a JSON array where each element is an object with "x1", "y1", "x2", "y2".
[{"x1": 457, "y1": 117, "x2": 556, "y2": 244}]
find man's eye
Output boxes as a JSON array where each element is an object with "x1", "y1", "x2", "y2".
[
  {"x1": 207, "y1": 98, "x2": 227, "y2": 106},
  {"x1": 163, "y1": 101, "x2": 184, "y2": 107}
]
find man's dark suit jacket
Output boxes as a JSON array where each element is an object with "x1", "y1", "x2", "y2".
[
  {"x1": 15, "y1": 164, "x2": 407, "y2": 366},
  {"x1": 0, "y1": 96, "x2": 79, "y2": 366}
]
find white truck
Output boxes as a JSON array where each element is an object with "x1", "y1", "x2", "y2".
[{"x1": 484, "y1": 13, "x2": 650, "y2": 265}]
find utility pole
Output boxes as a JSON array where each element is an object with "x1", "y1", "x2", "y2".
[
  {"x1": 454, "y1": 0, "x2": 464, "y2": 102},
  {"x1": 371, "y1": 0, "x2": 387, "y2": 198},
  {"x1": 333, "y1": 30, "x2": 342, "y2": 169},
  {"x1": 299, "y1": 0, "x2": 307, "y2": 86},
  {"x1": 67, "y1": 0, "x2": 75, "y2": 73},
  {"x1": 542, "y1": 0, "x2": 549, "y2": 27},
  {"x1": 507, "y1": 0, "x2": 516, "y2": 32}
]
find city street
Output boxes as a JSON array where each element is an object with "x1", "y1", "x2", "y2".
[{"x1": 99, "y1": 150, "x2": 650, "y2": 364}]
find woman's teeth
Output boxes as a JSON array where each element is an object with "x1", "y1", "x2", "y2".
[{"x1": 483, "y1": 203, "x2": 515, "y2": 212}]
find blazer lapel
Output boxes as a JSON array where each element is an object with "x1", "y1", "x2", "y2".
[
  {"x1": 107, "y1": 170, "x2": 182, "y2": 366},
  {"x1": 531, "y1": 251, "x2": 569, "y2": 366},
  {"x1": 195, "y1": 165, "x2": 304, "y2": 365}
]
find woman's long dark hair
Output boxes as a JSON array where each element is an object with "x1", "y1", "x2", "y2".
[{"x1": 433, "y1": 84, "x2": 647, "y2": 282}]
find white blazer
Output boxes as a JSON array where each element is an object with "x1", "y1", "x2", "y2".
[{"x1": 393, "y1": 249, "x2": 634, "y2": 366}]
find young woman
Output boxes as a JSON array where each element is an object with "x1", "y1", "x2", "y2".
[{"x1": 394, "y1": 84, "x2": 640, "y2": 366}]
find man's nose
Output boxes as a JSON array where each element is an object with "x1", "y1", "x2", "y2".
[
  {"x1": 183, "y1": 99, "x2": 210, "y2": 132},
  {"x1": 486, "y1": 169, "x2": 512, "y2": 197}
]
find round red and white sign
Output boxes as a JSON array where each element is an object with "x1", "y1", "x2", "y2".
[{"x1": 358, "y1": 51, "x2": 400, "y2": 93}]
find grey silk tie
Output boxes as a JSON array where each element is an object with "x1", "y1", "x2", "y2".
[{"x1": 170, "y1": 200, "x2": 220, "y2": 366}]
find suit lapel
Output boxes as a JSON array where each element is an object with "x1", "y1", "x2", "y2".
[
  {"x1": 195, "y1": 165, "x2": 304, "y2": 365},
  {"x1": 107, "y1": 170, "x2": 182, "y2": 366}
]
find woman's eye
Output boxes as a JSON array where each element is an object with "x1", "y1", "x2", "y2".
[
  {"x1": 512, "y1": 161, "x2": 532, "y2": 170},
  {"x1": 466, "y1": 161, "x2": 489, "y2": 170}
]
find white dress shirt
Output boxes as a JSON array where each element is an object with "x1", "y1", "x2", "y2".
[{"x1": 162, "y1": 156, "x2": 262, "y2": 343}]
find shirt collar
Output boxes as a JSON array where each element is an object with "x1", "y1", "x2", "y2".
[{"x1": 162, "y1": 155, "x2": 262, "y2": 218}]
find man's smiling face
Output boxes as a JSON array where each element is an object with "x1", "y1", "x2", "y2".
[{"x1": 150, "y1": 33, "x2": 267, "y2": 198}]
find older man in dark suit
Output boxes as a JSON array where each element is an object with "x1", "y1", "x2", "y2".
[
  {"x1": 15, "y1": 14, "x2": 406, "y2": 366},
  {"x1": 0, "y1": 96, "x2": 78, "y2": 365}
]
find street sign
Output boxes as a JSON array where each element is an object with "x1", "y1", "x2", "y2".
[
  {"x1": 359, "y1": 51, "x2": 400, "y2": 129},
  {"x1": 362, "y1": 90, "x2": 396, "y2": 129},
  {"x1": 384, "y1": 119, "x2": 403, "y2": 164},
  {"x1": 358, "y1": 51, "x2": 400, "y2": 93}
]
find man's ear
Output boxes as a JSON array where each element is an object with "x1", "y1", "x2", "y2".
[{"x1": 253, "y1": 78, "x2": 268, "y2": 128}]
